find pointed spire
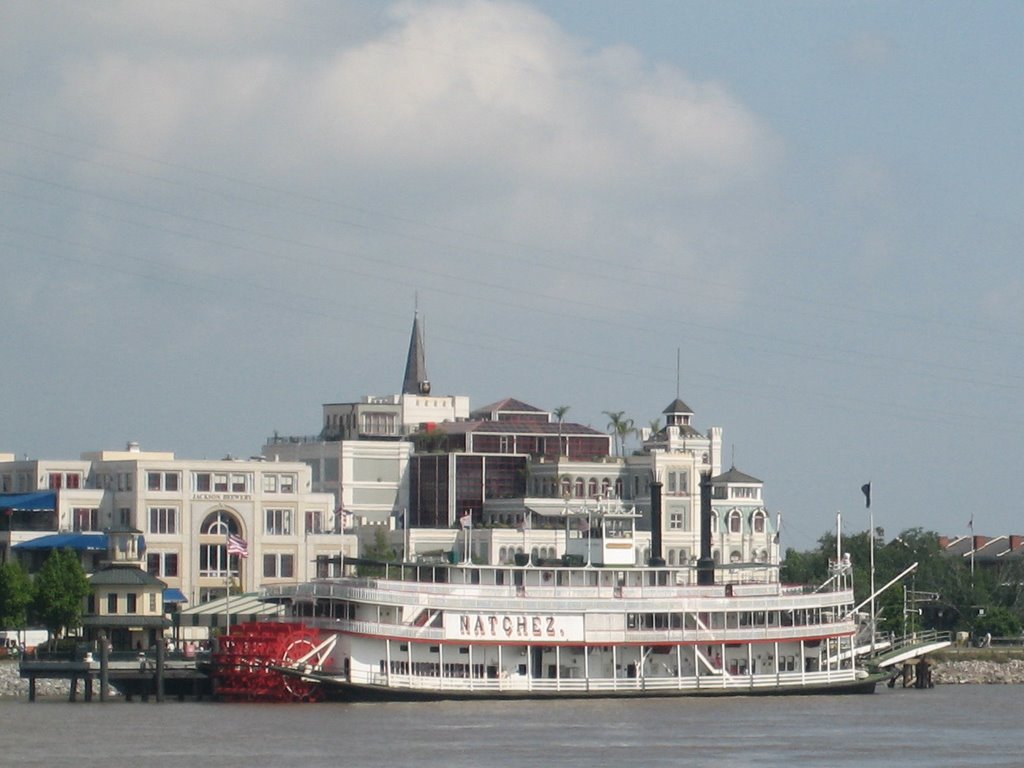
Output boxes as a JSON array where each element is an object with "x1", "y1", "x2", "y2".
[{"x1": 402, "y1": 311, "x2": 430, "y2": 395}]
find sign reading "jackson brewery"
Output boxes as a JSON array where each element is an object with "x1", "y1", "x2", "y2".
[{"x1": 443, "y1": 613, "x2": 585, "y2": 642}]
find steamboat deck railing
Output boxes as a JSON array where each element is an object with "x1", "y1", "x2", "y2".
[{"x1": 344, "y1": 667, "x2": 862, "y2": 694}]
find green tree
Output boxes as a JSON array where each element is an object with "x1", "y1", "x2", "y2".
[
  {"x1": 603, "y1": 410, "x2": 634, "y2": 457},
  {"x1": 0, "y1": 560, "x2": 35, "y2": 629},
  {"x1": 780, "y1": 525, "x2": 1024, "y2": 638},
  {"x1": 32, "y1": 549, "x2": 90, "y2": 642},
  {"x1": 973, "y1": 605, "x2": 1021, "y2": 639},
  {"x1": 359, "y1": 527, "x2": 398, "y2": 577},
  {"x1": 552, "y1": 405, "x2": 570, "y2": 457}
]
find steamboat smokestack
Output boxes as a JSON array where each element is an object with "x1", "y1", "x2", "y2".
[
  {"x1": 649, "y1": 479, "x2": 665, "y2": 567},
  {"x1": 696, "y1": 471, "x2": 715, "y2": 585}
]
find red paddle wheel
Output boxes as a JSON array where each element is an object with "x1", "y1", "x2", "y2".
[{"x1": 213, "y1": 622, "x2": 326, "y2": 702}]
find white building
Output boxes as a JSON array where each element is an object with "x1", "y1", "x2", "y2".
[
  {"x1": 0, "y1": 444, "x2": 354, "y2": 608},
  {"x1": 262, "y1": 313, "x2": 468, "y2": 525}
]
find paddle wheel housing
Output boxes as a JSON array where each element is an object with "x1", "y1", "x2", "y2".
[{"x1": 213, "y1": 622, "x2": 326, "y2": 702}]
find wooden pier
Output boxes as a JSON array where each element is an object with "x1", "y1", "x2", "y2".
[{"x1": 19, "y1": 642, "x2": 211, "y2": 702}]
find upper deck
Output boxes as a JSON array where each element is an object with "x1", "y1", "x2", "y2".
[{"x1": 262, "y1": 560, "x2": 855, "y2": 616}]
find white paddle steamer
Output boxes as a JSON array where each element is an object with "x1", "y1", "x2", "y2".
[{"x1": 250, "y1": 479, "x2": 876, "y2": 700}]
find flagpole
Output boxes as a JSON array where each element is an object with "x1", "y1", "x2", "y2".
[
  {"x1": 969, "y1": 514, "x2": 975, "y2": 586},
  {"x1": 869, "y1": 503, "x2": 875, "y2": 650},
  {"x1": 587, "y1": 506, "x2": 593, "y2": 566},
  {"x1": 859, "y1": 482, "x2": 874, "y2": 650},
  {"x1": 225, "y1": 532, "x2": 231, "y2": 636},
  {"x1": 866, "y1": 483, "x2": 875, "y2": 653},
  {"x1": 404, "y1": 508, "x2": 410, "y2": 562},
  {"x1": 836, "y1": 511, "x2": 842, "y2": 567}
]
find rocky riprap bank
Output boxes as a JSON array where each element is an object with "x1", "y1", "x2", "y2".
[
  {"x1": 931, "y1": 658, "x2": 1024, "y2": 685},
  {"x1": 0, "y1": 660, "x2": 120, "y2": 700}
]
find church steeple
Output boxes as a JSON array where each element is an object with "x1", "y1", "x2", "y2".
[{"x1": 402, "y1": 312, "x2": 430, "y2": 395}]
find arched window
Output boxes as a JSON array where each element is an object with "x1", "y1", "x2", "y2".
[
  {"x1": 615, "y1": 479, "x2": 623, "y2": 499},
  {"x1": 574, "y1": 478, "x2": 584, "y2": 498},
  {"x1": 667, "y1": 549, "x2": 676, "y2": 566},
  {"x1": 730, "y1": 550, "x2": 742, "y2": 563},
  {"x1": 499, "y1": 546, "x2": 508, "y2": 563},
  {"x1": 588, "y1": 478, "x2": 598, "y2": 498},
  {"x1": 199, "y1": 510, "x2": 243, "y2": 579},
  {"x1": 728, "y1": 510, "x2": 742, "y2": 534},
  {"x1": 201, "y1": 509, "x2": 241, "y2": 536},
  {"x1": 752, "y1": 509, "x2": 767, "y2": 534},
  {"x1": 710, "y1": 512, "x2": 719, "y2": 534},
  {"x1": 601, "y1": 478, "x2": 611, "y2": 497}
]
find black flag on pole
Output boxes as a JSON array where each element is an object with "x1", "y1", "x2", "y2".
[{"x1": 861, "y1": 483, "x2": 871, "y2": 509}]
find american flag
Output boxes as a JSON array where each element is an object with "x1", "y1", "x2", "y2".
[{"x1": 227, "y1": 533, "x2": 248, "y2": 558}]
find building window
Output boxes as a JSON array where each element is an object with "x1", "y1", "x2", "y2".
[
  {"x1": 214, "y1": 474, "x2": 228, "y2": 492},
  {"x1": 149, "y1": 594, "x2": 157, "y2": 612},
  {"x1": 195, "y1": 473, "x2": 211, "y2": 492},
  {"x1": 118, "y1": 507, "x2": 132, "y2": 527},
  {"x1": 149, "y1": 507, "x2": 178, "y2": 535},
  {"x1": 199, "y1": 510, "x2": 243, "y2": 578},
  {"x1": 48, "y1": 472, "x2": 82, "y2": 490},
  {"x1": 200, "y1": 544, "x2": 235, "y2": 578},
  {"x1": 200, "y1": 510, "x2": 239, "y2": 536},
  {"x1": 147, "y1": 472, "x2": 180, "y2": 491},
  {"x1": 147, "y1": 552, "x2": 179, "y2": 578},
  {"x1": 316, "y1": 555, "x2": 332, "y2": 578},
  {"x1": 669, "y1": 512, "x2": 684, "y2": 530},
  {"x1": 231, "y1": 474, "x2": 248, "y2": 493},
  {"x1": 728, "y1": 510, "x2": 742, "y2": 534},
  {"x1": 73, "y1": 507, "x2": 100, "y2": 532},
  {"x1": 265, "y1": 508, "x2": 293, "y2": 536},
  {"x1": 126, "y1": 593, "x2": 138, "y2": 613},
  {"x1": 262, "y1": 474, "x2": 278, "y2": 493},
  {"x1": 752, "y1": 510, "x2": 767, "y2": 533},
  {"x1": 107, "y1": 593, "x2": 118, "y2": 614},
  {"x1": 305, "y1": 510, "x2": 324, "y2": 534},
  {"x1": 263, "y1": 553, "x2": 295, "y2": 578}
]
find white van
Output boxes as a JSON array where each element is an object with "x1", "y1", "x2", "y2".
[{"x1": 0, "y1": 629, "x2": 49, "y2": 652}]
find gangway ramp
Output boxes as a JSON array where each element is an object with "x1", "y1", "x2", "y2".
[{"x1": 871, "y1": 631, "x2": 951, "y2": 669}]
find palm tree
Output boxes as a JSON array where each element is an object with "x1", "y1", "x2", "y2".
[
  {"x1": 552, "y1": 405, "x2": 570, "y2": 458},
  {"x1": 603, "y1": 410, "x2": 634, "y2": 457}
]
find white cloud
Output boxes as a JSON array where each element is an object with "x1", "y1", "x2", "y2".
[{"x1": 40, "y1": 0, "x2": 774, "y2": 197}]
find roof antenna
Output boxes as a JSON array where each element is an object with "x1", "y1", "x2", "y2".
[{"x1": 676, "y1": 348, "x2": 681, "y2": 400}]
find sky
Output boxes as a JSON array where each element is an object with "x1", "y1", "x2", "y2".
[{"x1": 2, "y1": 1, "x2": 1023, "y2": 551}]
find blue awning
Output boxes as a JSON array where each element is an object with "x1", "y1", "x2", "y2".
[
  {"x1": 0, "y1": 491, "x2": 57, "y2": 511},
  {"x1": 13, "y1": 532, "x2": 108, "y2": 551},
  {"x1": 163, "y1": 588, "x2": 188, "y2": 604}
]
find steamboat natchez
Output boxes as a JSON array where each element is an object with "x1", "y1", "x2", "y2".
[{"x1": 218, "y1": 490, "x2": 879, "y2": 700}]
